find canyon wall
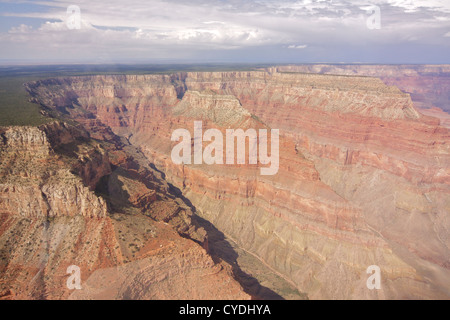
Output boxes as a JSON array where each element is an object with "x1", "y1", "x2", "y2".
[
  {"x1": 0, "y1": 120, "x2": 248, "y2": 300},
  {"x1": 274, "y1": 64, "x2": 450, "y2": 115},
  {"x1": 24, "y1": 70, "x2": 450, "y2": 299}
]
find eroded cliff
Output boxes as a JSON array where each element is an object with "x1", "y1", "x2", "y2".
[
  {"x1": 0, "y1": 120, "x2": 249, "y2": 300},
  {"x1": 24, "y1": 69, "x2": 450, "y2": 299}
]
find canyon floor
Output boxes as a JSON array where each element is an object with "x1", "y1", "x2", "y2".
[{"x1": 0, "y1": 64, "x2": 449, "y2": 300}]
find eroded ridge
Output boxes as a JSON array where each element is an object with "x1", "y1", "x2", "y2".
[{"x1": 22, "y1": 69, "x2": 450, "y2": 299}]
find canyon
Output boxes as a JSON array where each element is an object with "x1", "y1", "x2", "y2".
[
  {"x1": 276, "y1": 64, "x2": 450, "y2": 123},
  {"x1": 0, "y1": 66, "x2": 448, "y2": 299},
  {"x1": 0, "y1": 121, "x2": 249, "y2": 300}
]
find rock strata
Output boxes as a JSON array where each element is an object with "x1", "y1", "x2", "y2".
[
  {"x1": 0, "y1": 121, "x2": 248, "y2": 300},
  {"x1": 21, "y1": 69, "x2": 450, "y2": 299}
]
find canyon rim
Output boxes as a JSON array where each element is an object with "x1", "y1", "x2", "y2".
[{"x1": 0, "y1": 64, "x2": 448, "y2": 300}]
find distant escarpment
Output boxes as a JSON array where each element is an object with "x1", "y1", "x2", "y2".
[
  {"x1": 0, "y1": 120, "x2": 248, "y2": 300},
  {"x1": 274, "y1": 64, "x2": 450, "y2": 115},
  {"x1": 24, "y1": 69, "x2": 450, "y2": 299}
]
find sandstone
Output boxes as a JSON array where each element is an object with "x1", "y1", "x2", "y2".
[
  {"x1": 0, "y1": 121, "x2": 249, "y2": 300},
  {"x1": 23, "y1": 70, "x2": 450, "y2": 299}
]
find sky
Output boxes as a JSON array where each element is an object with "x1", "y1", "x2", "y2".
[{"x1": 0, "y1": 0, "x2": 449, "y2": 64}]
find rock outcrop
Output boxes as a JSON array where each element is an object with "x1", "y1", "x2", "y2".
[
  {"x1": 0, "y1": 121, "x2": 249, "y2": 300},
  {"x1": 0, "y1": 123, "x2": 109, "y2": 218}
]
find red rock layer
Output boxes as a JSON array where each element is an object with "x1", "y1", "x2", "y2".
[
  {"x1": 274, "y1": 64, "x2": 450, "y2": 113},
  {"x1": 24, "y1": 71, "x2": 450, "y2": 299},
  {"x1": 0, "y1": 121, "x2": 249, "y2": 300}
]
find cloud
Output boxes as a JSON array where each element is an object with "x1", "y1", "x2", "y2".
[
  {"x1": 288, "y1": 44, "x2": 308, "y2": 49},
  {"x1": 0, "y1": 0, "x2": 449, "y2": 63},
  {"x1": 8, "y1": 24, "x2": 33, "y2": 34}
]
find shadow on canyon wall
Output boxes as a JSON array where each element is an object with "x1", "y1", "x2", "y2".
[{"x1": 149, "y1": 164, "x2": 286, "y2": 300}]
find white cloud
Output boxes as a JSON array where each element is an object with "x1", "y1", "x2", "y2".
[
  {"x1": 288, "y1": 44, "x2": 308, "y2": 49},
  {"x1": 0, "y1": 0, "x2": 449, "y2": 62},
  {"x1": 8, "y1": 24, "x2": 33, "y2": 34}
]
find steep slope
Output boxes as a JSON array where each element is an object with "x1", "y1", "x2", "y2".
[
  {"x1": 0, "y1": 121, "x2": 249, "y2": 300},
  {"x1": 275, "y1": 64, "x2": 450, "y2": 114},
  {"x1": 24, "y1": 70, "x2": 450, "y2": 299}
]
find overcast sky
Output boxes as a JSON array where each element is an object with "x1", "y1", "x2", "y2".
[{"x1": 0, "y1": 0, "x2": 449, "y2": 64}]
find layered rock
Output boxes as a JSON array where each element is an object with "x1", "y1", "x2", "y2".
[
  {"x1": 24, "y1": 70, "x2": 450, "y2": 299},
  {"x1": 0, "y1": 123, "x2": 109, "y2": 218},
  {"x1": 274, "y1": 64, "x2": 450, "y2": 113},
  {"x1": 68, "y1": 214, "x2": 246, "y2": 300},
  {"x1": 184, "y1": 71, "x2": 450, "y2": 272},
  {"x1": 0, "y1": 121, "x2": 249, "y2": 300}
]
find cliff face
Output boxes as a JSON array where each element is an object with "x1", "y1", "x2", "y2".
[
  {"x1": 257, "y1": 66, "x2": 450, "y2": 267},
  {"x1": 24, "y1": 70, "x2": 450, "y2": 299},
  {"x1": 180, "y1": 71, "x2": 450, "y2": 270},
  {"x1": 0, "y1": 121, "x2": 248, "y2": 300},
  {"x1": 275, "y1": 64, "x2": 450, "y2": 114},
  {"x1": 0, "y1": 123, "x2": 109, "y2": 218}
]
